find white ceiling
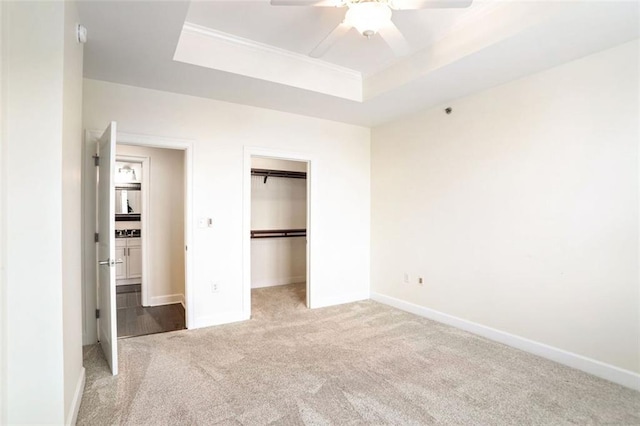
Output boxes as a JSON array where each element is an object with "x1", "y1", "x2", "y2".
[
  {"x1": 78, "y1": 1, "x2": 639, "y2": 127},
  {"x1": 184, "y1": 1, "x2": 498, "y2": 75}
]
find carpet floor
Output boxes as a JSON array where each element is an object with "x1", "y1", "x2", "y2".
[{"x1": 78, "y1": 283, "x2": 640, "y2": 425}]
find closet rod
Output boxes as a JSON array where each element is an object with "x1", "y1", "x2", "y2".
[
  {"x1": 251, "y1": 229, "x2": 307, "y2": 239},
  {"x1": 251, "y1": 168, "x2": 307, "y2": 183}
]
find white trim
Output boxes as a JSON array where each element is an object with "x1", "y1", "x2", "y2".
[
  {"x1": 149, "y1": 293, "x2": 185, "y2": 307},
  {"x1": 191, "y1": 310, "x2": 249, "y2": 330},
  {"x1": 305, "y1": 160, "x2": 312, "y2": 309},
  {"x1": 251, "y1": 276, "x2": 306, "y2": 289},
  {"x1": 108, "y1": 131, "x2": 194, "y2": 329},
  {"x1": 175, "y1": 23, "x2": 362, "y2": 102},
  {"x1": 182, "y1": 22, "x2": 361, "y2": 80},
  {"x1": 371, "y1": 292, "x2": 640, "y2": 391},
  {"x1": 313, "y1": 291, "x2": 370, "y2": 309},
  {"x1": 243, "y1": 147, "x2": 313, "y2": 318},
  {"x1": 115, "y1": 154, "x2": 150, "y2": 307},
  {"x1": 65, "y1": 367, "x2": 85, "y2": 426},
  {"x1": 82, "y1": 129, "x2": 195, "y2": 349},
  {"x1": 81, "y1": 131, "x2": 98, "y2": 345}
]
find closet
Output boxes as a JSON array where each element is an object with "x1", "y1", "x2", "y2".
[{"x1": 250, "y1": 158, "x2": 308, "y2": 299}]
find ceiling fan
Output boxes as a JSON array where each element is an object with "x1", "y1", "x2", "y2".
[{"x1": 270, "y1": 0, "x2": 473, "y2": 58}]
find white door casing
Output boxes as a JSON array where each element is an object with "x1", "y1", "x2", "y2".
[
  {"x1": 83, "y1": 130, "x2": 194, "y2": 343},
  {"x1": 243, "y1": 147, "x2": 313, "y2": 315}
]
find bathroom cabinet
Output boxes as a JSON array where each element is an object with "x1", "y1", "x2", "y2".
[{"x1": 115, "y1": 237, "x2": 142, "y2": 284}]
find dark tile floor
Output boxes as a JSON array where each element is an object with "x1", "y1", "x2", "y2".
[{"x1": 116, "y1": 284, "x2": 185, "y2": 339}]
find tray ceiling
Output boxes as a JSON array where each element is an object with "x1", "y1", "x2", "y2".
[{"x1": 78, "y1": 0, "x2": 640, "y2": 126}]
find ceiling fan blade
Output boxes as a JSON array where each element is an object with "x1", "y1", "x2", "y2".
[
  {"x1": 309, "y1": 22, "x2": 351, "y2": 58},
  {"x1": 270, "y1": 0, "x2": 344, "y2": 6},
  {"x1": 378, "y1": 22, "x2": 411, "y2": 57},
  {"x1": 390, "y1": 0, "x2": 473, "y2": 10}
]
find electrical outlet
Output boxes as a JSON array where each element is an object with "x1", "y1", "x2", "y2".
[
  {"x1": 211, "y1": 282, "x2": 219, "y2": 293},
  {"x1": 403, "y1": 273, "x2": 410, "y2": 284},
  {"x1": 418, "y1": 277, "x2": 424, "y2": 286}
]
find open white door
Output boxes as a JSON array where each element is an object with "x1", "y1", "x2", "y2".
[{"x1": 97, "y1": 122, "x2": 119, "y2": 375}]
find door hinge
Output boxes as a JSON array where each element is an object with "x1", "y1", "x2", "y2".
[
  {"x1": 93, "y1": 155, "x2": 99, "y2": 166},
  {"x1": 95, "y1": 309, "x2": 100, "y2": 319},
  {"x1": 94, "y1": 233, "x2": 99, "y2": 243}
]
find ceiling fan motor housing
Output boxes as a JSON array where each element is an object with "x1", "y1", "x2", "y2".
[{"x1": 345, "y1": 1, "x2": 393, "y2": 37}]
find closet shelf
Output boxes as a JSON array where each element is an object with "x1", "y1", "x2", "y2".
[
  {"x1": 251, "y1": 168, "x2": 307, "y2": 183},
  {"x1": 251, "y1": 229, "x2": 306, "y2": 239}
]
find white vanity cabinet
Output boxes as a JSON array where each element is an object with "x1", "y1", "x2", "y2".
[
  {"x1": 115, "y1": 239, "x2": 127, "y2": 280},
  {"x1": 115, "y1": 237, "x2": 142, "y2": 284},
  {"x1": 127, "y1": 238, "x2": 142, "y2": 279}
]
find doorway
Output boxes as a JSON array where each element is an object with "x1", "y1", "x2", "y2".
[
  {"x1": 114, "y1": 147, "x2": 186, "y2": 339},
  {"x1": 244, "y1": 151, "x2": 311, "y2": 318},
  {"x1": 83, "y1": 125, "x2": 194, "y2": 375}
]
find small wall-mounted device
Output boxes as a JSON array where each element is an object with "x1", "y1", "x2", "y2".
[
  {"x1": 76, "y1": 24, "x2": 87, "y2": 44},
  {"x1": 445, "y1": 107, "x2": 452, "y2": 114}
]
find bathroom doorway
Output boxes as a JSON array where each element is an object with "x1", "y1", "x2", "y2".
[{"x1": 114, "y1": 146, "x2": 186, "y2": 338}]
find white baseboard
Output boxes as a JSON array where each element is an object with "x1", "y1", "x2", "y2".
[
  {"x1": 371, "y1": 292, "x2": 640, "y2": 391},
  {"x1": 251, "y1": 275, "x2": 306, "y2": 289},
  {"x1": 191, "y1": 310, "x2": 249, "y2": 329},
  {"x1": 66, "y1": 367, "x2": 85, "y2": 426},
  {"x1": 312, "y1": 290, "x2": 370, "y2": 309},
  {"x1": 149, "y1": 293, "x2": 184, "y2": 307}
]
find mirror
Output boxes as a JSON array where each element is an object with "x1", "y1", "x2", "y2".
[{"x1": 116, "y1": 189, "x2": 141, "y2": 214}]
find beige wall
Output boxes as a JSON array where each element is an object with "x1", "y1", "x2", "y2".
[
  {"x1": 0, "y1": 2, "x2": 9, "y2": 424},
  {"x1": 251, "y1": 158, "x2": 307, "y2": 288},
  {"x1": 61, "y1": 1, "x2": 85, "y2": 424},
  {"x1": 371, "y1": 40, "x2": 639, "y2": 373},
  {"x1": 116, "y1": 144, "x2": 186, "y2": 304},
  {"x1": 0, "y1": 1, "x2": 6, "y2": 421},
  {"x1": 2, "y1": 1, "x2": 85, "y2": 423},
  {"x1": 82, "y1": 78, "x2": 370, "y2": 332}
]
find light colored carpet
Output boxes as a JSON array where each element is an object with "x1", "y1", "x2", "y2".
[{"x1": 78, "y1": 283, "x2": 640, "y2": 425}]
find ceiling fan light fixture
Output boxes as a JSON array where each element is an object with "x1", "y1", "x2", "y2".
[{"x1": 345, "y1": 1, "x2": 392, "y2": 38}]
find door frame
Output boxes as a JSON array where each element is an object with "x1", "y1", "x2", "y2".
[
  {"x1": 114, "y1": 154, "x2": 150, "y2": 307},
  {"x1": 82, "y1": 129, "x2": 195, "y2": 345},
  {"x1": 242, "y1": 147, "x2": 313, "y2": 315}
]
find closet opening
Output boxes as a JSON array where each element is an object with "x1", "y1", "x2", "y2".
[{"x1": 249, "y1": 156, "x2": 309, "y2": 316}]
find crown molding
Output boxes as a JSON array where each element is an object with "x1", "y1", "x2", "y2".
[{"x1": 182, "y1": 22, "x2": 362, "y2": 81}]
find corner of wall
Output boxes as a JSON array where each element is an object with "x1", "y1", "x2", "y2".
[
  {"x1": 0, "y1": 1, "x2": 7, "y2": 422},
  {"x1": 62, "y1": 0, "x2": 85, "y2": 422},
  {"x1": 65, "y1": 367, "x2": 85, "y2": 426}
]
